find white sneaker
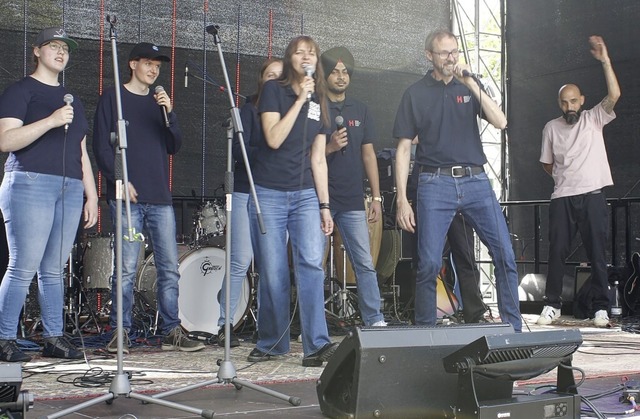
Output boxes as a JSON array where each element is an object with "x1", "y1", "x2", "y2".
[
  {"x1": 537, "y1": 305, "x2": 560, "y2": 325},
  {"x1": 593, "y1": 310, "x2": 609, "y2": 327},
  {"x1": 372, "y1": 320, "x2": 387, "y2": 327}
]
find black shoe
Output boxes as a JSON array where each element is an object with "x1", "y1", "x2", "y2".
[
  {"x1": 247, "y1": 347, "x2": 277, "y2": 362},
  {"x1": 42, "y1": 336, "x2": 83, "y2": 360},
  {"x1": 0, "y1": 339, "x2": 32, "y2": 362},
  {"x1": 302, "y1": 342, "x2": 338, "y2": 367},
  {"x1": 217, "y1": 327, "x2": 240, "y2": 348}
]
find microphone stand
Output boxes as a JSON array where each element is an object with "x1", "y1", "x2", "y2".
[
  {"x1": 44, "y1": 15, "x2": 215, "y2": 419},
  {"x1": 150, "y1": 23, "x2": 299, "y2": 407}
]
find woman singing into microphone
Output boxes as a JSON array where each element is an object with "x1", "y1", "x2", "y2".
[
  {"x1": 247, "y1": 35, "x2": 338, "y2": 367},
  {"x1": 0, "y1": 27, "x2": 98, "y2": 362}
]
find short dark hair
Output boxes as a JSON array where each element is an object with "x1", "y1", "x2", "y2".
[{"x1": 425, "y1": 29, "x2": 457, "y2": 51}]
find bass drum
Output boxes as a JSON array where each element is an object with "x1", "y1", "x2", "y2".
[{"x1": 136, "y1": 245, "x2": 252, "y2": 334}]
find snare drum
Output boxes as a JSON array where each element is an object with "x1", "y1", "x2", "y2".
[
  {"x1": 194, "y1": 201, "x2": 226, "y2": 239},
  {"x1": 136, "y1": 245, "x2": 252, "y2": 333}
]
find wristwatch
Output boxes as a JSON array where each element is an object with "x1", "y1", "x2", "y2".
[{"x1": 372, "y1": 196, "x2": 383, "y2": 202}]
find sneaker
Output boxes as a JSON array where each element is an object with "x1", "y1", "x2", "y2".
[
  {"x1": 0, "y1": 339, "x2": 32, "y2": 362},
  {"x1": 107, "y1": 329, "x2": 131, "y2": 354},
  {"x1": 302, "y1": 342, "x2": 338, "y2": 367},
  {"x1": 162, "y1": 326, "x2": 205, "y2": 352},
  {"x1": 372, "y1": 320, "x2": 387, "y2": 327},
  {"x1": 593, "y1": 310, "x2": 609, "y2": 327},
  {"x1": 537, "y1": 305, "x2": 560, "y2": 325},
  {"x1": 42, "y1": 336, "x2": 83, "y2": 360},
  {"x1": 217, "y1": 327, "x2": 240, "y2": 348},
  {"x1": 247, "y1": 347, "x2": 279, "y2": 362}
]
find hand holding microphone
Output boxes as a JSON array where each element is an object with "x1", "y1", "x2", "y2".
[
  {"x1": 335, "y1": 115, "x2": 348, "y2": 155},
  {"x1": 63, "y1": 94, "x2": 73, "y2": 132},
  {"x1": 302, "y1": 64, "x2": 315, "y2": 102},
  {"x1": 154, "y1": 85, "x2": 171, "y2": 127}
]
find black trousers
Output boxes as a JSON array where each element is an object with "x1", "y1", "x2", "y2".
[
  {"x1": 544, "y1": 192, "x2": 610, "y2": 311},
  {"x1": 444, "y1": 213, "x2": 487, "y2": 322}
]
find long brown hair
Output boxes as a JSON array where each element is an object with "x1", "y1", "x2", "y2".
[
  {"x1": 279, "y1": 35, "x2": 329, "y2": 127},
  {"x1": 254, "y1": 57, "x2": 283, "y2": 108}
]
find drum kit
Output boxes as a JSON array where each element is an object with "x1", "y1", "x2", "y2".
[{"x1": 62, "y1": 200, "x2": 255, "y2": 336}]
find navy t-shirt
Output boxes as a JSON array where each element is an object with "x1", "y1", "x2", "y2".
[
  {"x1": 255, "y1": 80, "x2": 331, "y2": 191},
  {"x1": 0, "y1": 76, "x2": 89, "y2": 180},
  {"x1": 233, "y1": 97, "x2": 259, "y2": 194},
  {"x1": 93, "y1": 85, "x2": 182, "y2": 205},
  {"x1": 327, "y1": 97, "x2": 376, "y2": 212},
  {"x1": 393, "y1": 70, "x2": 487, "y2": 168}
]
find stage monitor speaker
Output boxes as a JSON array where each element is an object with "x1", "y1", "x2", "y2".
[{"x1": 316, "y1": 323, "x2": 515, "y2": 419}]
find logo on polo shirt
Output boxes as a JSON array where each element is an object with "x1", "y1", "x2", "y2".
[
  {"x1": 347, "y1": 119, "x2": 361, "y2": 127},
  {"x1": 456, "y1": 95, "x2": 472, "y2": 104}
]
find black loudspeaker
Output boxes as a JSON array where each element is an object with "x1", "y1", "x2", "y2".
[{"x1": 316, "y1": 323, "x2": 514, "y2": 419}]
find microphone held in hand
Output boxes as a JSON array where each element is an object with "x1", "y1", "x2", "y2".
[
  {"x1": 154, "y1": 85, "x2": 170, "y2": 127},
  {"x1": 63, "y1": 93, "x2": 73, "y2": 132},
  {"x1": 462, "y1": 70, "x2": 482, "y2": 79},
  {"x1": 335, "y1": 115, "x2": 346, "y2": 155},
  {"x1": 302, "y1": 64, "x2": 315, "y2": 101}
]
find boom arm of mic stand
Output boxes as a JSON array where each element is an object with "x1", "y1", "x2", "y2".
[
  {"x1": 208, "y1": 28, "x2": 266, "y2": 235},
  {"x1": 184, "y1": 61, "x2": 246, "y2": 100}
]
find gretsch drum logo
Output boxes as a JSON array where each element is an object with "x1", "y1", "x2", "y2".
[{"x1": 200, "y1": 257, "x2": 222, "y2": 276}]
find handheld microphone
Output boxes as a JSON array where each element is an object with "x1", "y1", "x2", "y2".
[
  {"x1": 335, "y1": 115, "x2": 346, "y2": 155},
  {"x1": 63, "y1": 93, "x2": 73, "y2": 132},
  {"x1": 302, "y1": 64, "x2": 315, "y2": 101},
  {"x1": 184, "y1": 65, "x2": 189, "y2": 88},
  {"x1": 462, "y1": 70, "x2": 482, "y2": 79},
  {"x1": 154, "y1": 85, "x2": 170, "y2": 127}
]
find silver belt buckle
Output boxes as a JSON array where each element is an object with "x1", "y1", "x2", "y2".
[{"x1": 451, "y1": 166, "x2": 464, "y2": 177}]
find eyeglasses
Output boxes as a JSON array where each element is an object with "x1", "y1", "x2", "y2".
[
  {"x1": 431, "y1": 49, "x2": 460, "y2": 60},
  {"x1": 42, "y1": 42, "x2": 70, "y2": 54}
]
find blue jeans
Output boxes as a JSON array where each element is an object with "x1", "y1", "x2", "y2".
[
  {"x1": 0, "y1": 171, "x2": 83, "y2": 339},
  {"x1": 415, "y1": 171, "x2": 522, "y2": 332},
  {"x1": 332, "y1": 210, "x2": 384, "y2": 325},
  {"x1": 249, "y1": 186, "x2": 331, "y2": 357},
  {"x1": 108, "y1": 201, "x2": 180, "y2": 334},
  {"x1": 218, "y1": 192, "x2": 252, "y2": 328}
]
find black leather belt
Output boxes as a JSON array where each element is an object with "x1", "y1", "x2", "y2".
[{"x1": 418, "y1": 165, "x2": 484, "y2": 178}]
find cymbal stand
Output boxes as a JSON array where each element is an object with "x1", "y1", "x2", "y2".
[
  {"x1": 324, "y1": 239, "x2": 359, "y2": 322},
  {"x1": 44, "y1": 16, "x2": 215, "y2": 418}
]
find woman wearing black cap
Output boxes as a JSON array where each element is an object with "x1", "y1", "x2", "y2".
[{"x1": 0, "y1": 27, "x2": 98, "y2": 362}]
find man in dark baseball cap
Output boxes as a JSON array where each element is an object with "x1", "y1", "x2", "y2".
[
  {"x1": 128, "y1": 42, "x2": 170, "y2": 62},
  {"x1": 34, "y1": 27, "x2": 78, "y2": 52}
]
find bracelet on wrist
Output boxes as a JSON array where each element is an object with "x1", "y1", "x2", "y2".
[
  {"x1": 372, "y1": 196, "x2": 383, "y2": 202},
  {"x1": 319, "y1": 202, "x2": 331, "y2": 210}
]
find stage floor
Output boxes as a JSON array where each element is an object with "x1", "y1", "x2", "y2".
[{"x1": 8, "y1": 313, "x2": 640, "y2": 418}]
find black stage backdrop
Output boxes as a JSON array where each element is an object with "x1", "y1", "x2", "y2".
[
  {"x1": 506, "y1": 0, "x2": 640, "y2": 270},
  {"x1": 0, "y1": 0, "x2": 450, "y2": 237}
]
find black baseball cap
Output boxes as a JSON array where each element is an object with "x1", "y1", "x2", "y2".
[
  {"x1": 128, "y1": 42, "x2": 170, "y2": 62},
  {"x1": 34, "y1": 27, "x2": 78, "y2": 51}
]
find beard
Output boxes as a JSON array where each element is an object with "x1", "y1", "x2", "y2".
[{"x1": 562, "y1": 109, "x2": 582, "y2": 125}]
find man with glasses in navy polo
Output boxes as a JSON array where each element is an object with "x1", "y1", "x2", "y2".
[{"x1": 393, "y1": 28, "x2": 522, "y2": 332}]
